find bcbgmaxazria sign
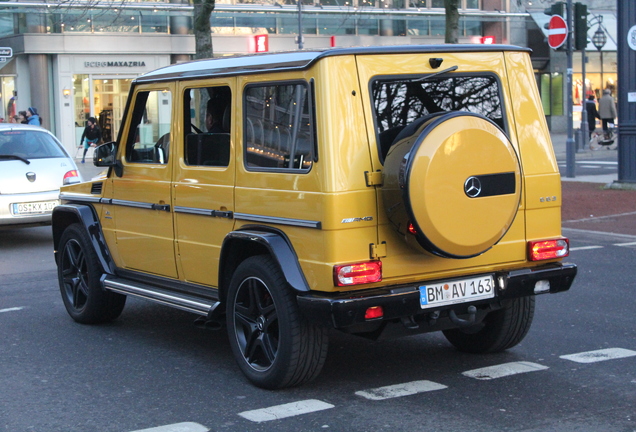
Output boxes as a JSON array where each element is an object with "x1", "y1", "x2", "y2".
[{"x1": 84, "y1": 61, "x2": 147, "y2": 67}]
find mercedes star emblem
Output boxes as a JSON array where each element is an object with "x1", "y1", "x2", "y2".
[{"x1": 464, "y1": 176, "x2": 482, "y2": 198}]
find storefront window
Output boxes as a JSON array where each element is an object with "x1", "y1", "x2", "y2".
[
  {"x1": 550, "y1": 73, "x2": 563, "y2": 116},
  {"x1": 93, "y1": 78, "x2": 132, "y2": 142},
  {"x1": 141, "y1": 14, "x2": 169, "y2": 33},
  {"x1": 0, "y1": 13, "x2": 13, "y2": 37},
  {"x1": 73, "y1": 75, "x2": 90, "y2": 127},
  {"x1": 540, "y1": 74, "x2": 551, "y2": 115},
  {"x1": 464, "y1": 20, "x2": 481, "y2": 36},
  {"x1": 318, "y1": 17, "x2": 355, "y2": 35},
  {"x1": 72, "y1": 75, "x2": 132, "y2": 144},
  {"x1": 407, "y1": 19, "x2": 429, "y2": 36},
  {"x1": 1, "y1": 77, "x2": 16, "y2": 122},
  {"x1": 358, "y1": 18, "x2": 379, "y2": 35}
]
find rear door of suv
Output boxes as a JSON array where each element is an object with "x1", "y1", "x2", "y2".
[{"x1": 355, "y1": 52, "x2": 528, "y2": 280}]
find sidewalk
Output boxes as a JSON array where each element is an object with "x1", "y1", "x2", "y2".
[{"x1": 550, "y1": 132, "x2": 636, "y2": 236}]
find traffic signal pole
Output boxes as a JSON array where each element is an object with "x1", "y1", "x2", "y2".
[{"x1": 565, "y1": 0, "x2": 575, "y2": 178}]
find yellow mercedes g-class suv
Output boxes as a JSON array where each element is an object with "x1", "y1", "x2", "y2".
[{"x1": 53, "y1": 45, "x2": 576, "y2": 389}]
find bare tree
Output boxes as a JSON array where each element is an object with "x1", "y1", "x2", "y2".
[
  {"x1": 444, "y1": 0, "x2": 459, "y2": 44},
  {"x1": 192, "y1": 0, "x2": 215, "y2": 59}
]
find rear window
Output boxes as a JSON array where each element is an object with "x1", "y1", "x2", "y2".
[
  {"x1": 371, "y1": 74, "x2": 505, "y2": 162},
  {"x1": 0, "y1": 130, "x2": 67, "y2": 159}
]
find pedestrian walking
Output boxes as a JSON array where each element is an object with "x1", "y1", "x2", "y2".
[
  {"x1": 585, "y1": 95, "x2": 600, "y2": 139},
  {"x1": 598, "y1": 89, "x2": 617, "y2": 137},
  {"x1": 79, "y1": 117, "x2": 102, "y2": 163},
  {"x1": 25, "y1": 107, "x2": 41, "y2": 126}
]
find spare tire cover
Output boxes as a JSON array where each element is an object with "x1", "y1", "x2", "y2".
[{"x1": 382, "y1": 112, "x2": 521, "y2": 259}]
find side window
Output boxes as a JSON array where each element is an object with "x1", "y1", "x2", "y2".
[
  {"x1": 183, "y1": 86, "x2": 231, "y2": 167},
  {"x1": 125, "y1": 89, "x2": 172, "y2": 164},
  {"x1": 244, "y1": 82, "x2": 314, "y2": 172}
]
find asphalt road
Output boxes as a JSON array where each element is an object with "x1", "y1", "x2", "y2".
[{"x1": 1, "y1": 225, "x2": 635, "y2": 432}]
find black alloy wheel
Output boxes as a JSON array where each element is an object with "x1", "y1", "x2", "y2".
[
  {"x1": 58, "y1": 223, "x2": 126, "y2": 324},
  {"x1": 227, "y1": 255, "x2": 328, "y2": 389}
]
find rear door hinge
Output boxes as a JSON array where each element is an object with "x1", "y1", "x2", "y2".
[
  {"x1": 370, "y1": 241, "x2": 387, "y2": 259},
  {"x1": 365, "y1": 170, "x2": 383, "y2": 187}
]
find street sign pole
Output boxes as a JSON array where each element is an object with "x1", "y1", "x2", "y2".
[{"x1": 565, "y1": 0, "x2": 575, "y2": 178}]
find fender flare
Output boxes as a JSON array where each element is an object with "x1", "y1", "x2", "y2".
[
  {"x1": 52, "y1": 204, "x2": 116, "y2": 275},
  {"x1": 219, "y1": 229, "x2": 310, "y2": 300}
]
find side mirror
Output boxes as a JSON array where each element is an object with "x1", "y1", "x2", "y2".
[{"x1": 93, "y1": 141, "x2": 116, "y2": 167}]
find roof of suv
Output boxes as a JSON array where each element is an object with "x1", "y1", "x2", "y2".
[{"x1": 136, "y1": 44, "x2": 531, "y2": 83}]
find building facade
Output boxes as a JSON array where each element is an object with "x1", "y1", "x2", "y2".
[{"x1": 0, "y1": 0, "x2": 617, "y2": 154}]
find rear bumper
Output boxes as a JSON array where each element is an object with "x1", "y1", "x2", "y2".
[
  {"x1": 0, "y1": 190, "x2": 59, "y2": 226},
  {"x1": 297, "y1": 262, "x2": 577, "y2": 329}
]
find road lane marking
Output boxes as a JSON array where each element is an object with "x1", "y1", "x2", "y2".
[
  {"x1": 355, "y1": 380, "x2": 447, "y2": 400},
  {"x1": 238, "y1": 399, "x2": 334, "y2": 423},
  {"x1": 569, "y1": 246, "x2": 604, "y2": 251},
  {"x1": 130, "y1": 422, "x2": 209, "y2": 432},
  {"x1": 614, "y1": 242, "x2": 636, "y2": 247},
  {"x1": 560, "y1": 348, "x2": 636, "y2": 364},
  {"x1": 0, "y1": 307, "x2": 24, "y2": 314},
  {"x1": 462, "y1": 362, "x2": 549, "y2": 380}
]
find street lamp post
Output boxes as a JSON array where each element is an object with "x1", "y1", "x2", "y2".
[{"x1": 297, "y1": 0, "x2": 304, "y2": 49}]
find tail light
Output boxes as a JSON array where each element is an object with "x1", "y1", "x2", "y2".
[
  {"x1": 528, "y1": 238, "x2": 569, "y2": 261},
  {"x1": 333, "y1": 261, "x2": 382, "y2": 286},
  {"x1": 63, "y1": 170, "x2": 80, "y2": 185}
]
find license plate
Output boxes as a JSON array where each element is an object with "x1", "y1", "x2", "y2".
[
  {"x1": 419, "y1": 275, "x2": 495, "y2": 309},
  {"x1": 12, "y1": 200, "x2": 58, "y2": 215}
]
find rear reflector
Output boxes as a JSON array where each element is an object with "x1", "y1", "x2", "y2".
[
  {"x1": 528, "y1": 238, "x2": 569, "y2": 261},
  {"x1": 334, "y1": 261, "x2": 382, "y2": 286},
  {"x1": 364, "y1": 306, "x2": 384, "y2": 320}
]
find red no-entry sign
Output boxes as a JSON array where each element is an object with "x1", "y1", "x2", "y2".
[{"x1": 548, "y1": 15, "x2": 568, "y2": 49}]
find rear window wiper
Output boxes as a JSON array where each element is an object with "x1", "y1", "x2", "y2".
[
  {"x1": 0, "y1": 154, "x2": 30, "y2": 164},
  {"x1": 412, "y1": 65, "x2": 459, "y2": 82}
]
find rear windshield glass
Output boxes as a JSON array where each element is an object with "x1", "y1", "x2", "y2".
[
  {"x1": 0, "y1": 130, "x2": 67, "y2": 159},
  {"x1": 371, "y1": 74, "x2": 505, "y2": 161}
]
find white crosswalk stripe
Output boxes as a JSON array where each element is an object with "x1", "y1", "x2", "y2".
[
  {"x1": 462, "y1": 361, "x2": 549, "y2": 380},
  {"x1": 0, "y1": 307, "x2": 24, "y2": 313},
  {"x1": 560, "y1": 348, "x2": 636, "y2": 364},
  {"x1": 355, "y1": 380, "x2": 447, "y2": 400},
  {"x1": 130, "y1": 422, "x2": 209, "y2": 432},
  {"x1": 238, "y1": 399, "x2": 334, "y2": 423}
]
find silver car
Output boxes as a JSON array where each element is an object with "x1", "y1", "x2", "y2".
[{"x1": 0, "y1": 124, "x2": 82, "y2": 227}]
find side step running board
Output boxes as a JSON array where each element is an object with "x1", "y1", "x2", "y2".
[{"x1": 102, "y1": 275, "x2": 220, "y2": 317}]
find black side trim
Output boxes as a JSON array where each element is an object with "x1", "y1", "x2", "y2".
[
  {"x1": 52, "y1": 204, "x2": 116, "y2": 274},
  {"x1": 220, "y1": 229, "x2": 310, "y2": 293}
]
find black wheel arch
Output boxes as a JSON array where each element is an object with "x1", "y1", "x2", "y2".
[
  {"x1": 52, "y1": 204, "x2": 116, "y2": 275},
  {"x1": 219, "y1": 227, "x2": 310, "y2": 303}
]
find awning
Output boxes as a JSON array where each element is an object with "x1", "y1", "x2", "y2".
[{"x1": 529, "y1": 11, "x2": 617, "y2": 52}]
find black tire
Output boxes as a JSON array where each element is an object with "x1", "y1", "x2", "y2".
[
  {"x1": 226, "y1": 255, "x2": 328, "y2": 389},
  {"x1": 57, "y1": 223, "x2": 126, "y2": 324},
  {"x1": 442, "y1": 296, "x2": 535, "y2": 353}
]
